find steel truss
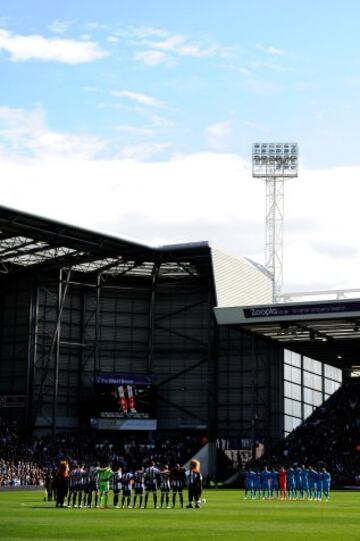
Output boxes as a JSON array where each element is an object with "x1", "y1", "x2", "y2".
[{"x1": 0, "y1": 204, "x2": 284, "y2": 445}]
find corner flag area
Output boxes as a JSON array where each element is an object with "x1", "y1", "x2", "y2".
[{"x1": 2, "y1": 489, "x2": 360, "y2": 541}]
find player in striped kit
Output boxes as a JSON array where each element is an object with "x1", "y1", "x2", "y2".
[
  {"x1": 82, "y1": 466, "x2": 91, "y2": 508},
  {"x1": 159, "y1": 465, "x2": 171, "y2": 509},
  {"x1": 132, "y1": 466, "x2": 145, "y2": 509},
  {"x1": 68, "y1": 464, "x2": 84, "y2": 508},
  {"x1": 121, "y1": 469, "x2": 133, "y2": 508},
  {"x1": 170, "y1": 464, "x2": 186, "y2": 508},
  {"x1": 67, "y1": 466, "x2": 76, "y2": 507},
  {"x1": 111, "y1": 464, "x2": 122, "y2": 508},
  {"x1": 144, "y1": 461, "x2": 160, "y2": 509},
  {"x1": 86, "y1": 463, "x2": 100, "y2": 508}
]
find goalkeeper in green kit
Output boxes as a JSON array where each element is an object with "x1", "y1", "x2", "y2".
[{"x1": 98, "y1": 462, "x2": 113, "y2": 508}]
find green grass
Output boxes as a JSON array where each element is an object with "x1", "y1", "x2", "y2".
[{"x1": 1, "y1": 490, "x2": 360, "y2": 541}]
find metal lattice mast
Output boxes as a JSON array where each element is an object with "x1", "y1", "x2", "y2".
[
  {"x1": 265, "y1": 176, "x2": 284, "y2": 299},
  {"x1": 252, "y1": 143, "x2": 298, "y2": 302}
]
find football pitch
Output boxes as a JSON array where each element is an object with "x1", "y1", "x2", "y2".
[{"x1": 1, "y1": 490, "x2": 360, "y2": 541}]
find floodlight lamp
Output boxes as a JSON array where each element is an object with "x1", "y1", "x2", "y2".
[{"x1": 252, "y1": 142, "x2": 298, "y2": 179}]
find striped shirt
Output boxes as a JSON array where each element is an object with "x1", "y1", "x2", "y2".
[
  {"x1": 160, "y1": 471, "x2": 170, "y2": 490},
  {"x1": 121, "y1": 472, "x2": 133, "y2": 491},
  {"x1": 69, "y1": 468, "x2": 84, "y2": 488},
  {"x1": 145, "y1": 466, "x2": 159, "y2": 486},
  {"x1": 111, "y1": 471, "x2": 122, "y2": 491},
  {"x1": 133, "y1": 470, "x2": 145, "y2": 490}
]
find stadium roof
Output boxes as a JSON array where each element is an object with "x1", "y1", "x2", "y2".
[
  {"x1": 0, "y1": 206, "x2": 271, "y2": 301},
  {"x1": 0, "y1": 205, "x2": 213, "y2": 278},
  {"x1": 214, "y1": 299, "x2": 360, "y2": 368}
]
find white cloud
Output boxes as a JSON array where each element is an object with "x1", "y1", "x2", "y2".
[
  {"x1": 220, "y1": 64, "x2": 252, "y2": 76},
  {"x1": 115, "y1": 124, "x2": 156, "y2": 137},
  {"x1": 106, "y1": 35, "x2": 120, "y2": 43},
  {"x1": 119, "y1": 142, "x2": 169, "y2": 161},
  {"x1": 0, "y1": 28, "x2": 108, "y2": 63},
  {"x1": 111, "y1": 90, "x2": 164, "y2": 107},
  {"x1": 204, "y1": 120, "x2": 232, "y2": 150},
  {"x1": 152, "y1": 34, "x2": 185, "y2": 51},
  {"x1": 148, "y1": 114, "x2": 176, "y2": 128},
  {"x1": 250, "y1": 60, "x2": 288, "y2": 72},
  {"x1": 244, "y1": 120, "x2": 271, "y2": 133},
  {"x1": 133, "y1": 50, "x2": 170, "y2": 66},
  {"x1": 1, "y1": 151, "x2": 360, "y2": 293},
  {"x1": 0, "y1": 104, "x2": 174, "y2": 162},
  {"x1": 130, "y1": 26, "x2": 169, "y2": 40},
  {"x1": 266, "y1": 46, "x2": 286, "y2": 56},
  {"x1": 177, "y1": 43, "x2": 218, "y2": 58},
  {"x1": 256, "y1": 43, "x2": 286, "y2": 56},
  {"x1": 0, "y1": 105, "x2": 105, "y2": 159},
  {"x1": 130, "y1": 27, "x2": 221, "y2": 66},
  {"x1": 48, "y1": 20, "x2": 71, "y2": 35}
]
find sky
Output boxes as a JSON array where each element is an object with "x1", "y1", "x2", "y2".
[{"x1": 1, "y1": 0, "x2": 360, "y2": 293}]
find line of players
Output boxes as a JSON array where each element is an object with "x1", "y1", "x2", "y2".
[
  {"x1": 244, "y1": 466, "x2": 331, "y2": 501},
  {"x1": 57, "y1": 461, "x2": 194, "y2": 509}
]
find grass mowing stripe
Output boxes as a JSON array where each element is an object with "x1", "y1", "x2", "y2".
[{"x1": 1, "y1": 490, "x2": 360, "y2": 541}]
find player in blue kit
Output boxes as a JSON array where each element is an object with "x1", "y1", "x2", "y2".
[
  {"x1": 315, "y1": 469, "x2": 323, "y2": 501},
  {"x1": 287, "y1": 467, "x2": 295, "y2": 500},
  {"x1": 261, "y1": 467, "x2": 272, "y2": 499},
  {"x1": 308, "y1": 466, "x2": 318, "y2": 500},
  {"x1": 270, "y1": 468, "x2": 279, "y2": 499},
  {"x1": 321, "y1": 467, "x2": 331, "y2": 501},
  {"x1": 250, "y1": 469, "x2": 257, "y2": 499},
  {"x1": 294, "y1": 466, "x2": 302, "y2": 499},
  {"x1": 300, "y1": 465, "x2": 309, "y2": 499},
  {"x1": 254, "y1": 470, "x2": 262, "y2": 499},
  {"x1": 244, "y1": 468, "x2": 254, "y2": 499}
]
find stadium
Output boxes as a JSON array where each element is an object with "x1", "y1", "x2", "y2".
[
  {"x1": 2, "y1": 201, "x2": 360, "y2": 540},
  {"x1": 0, "y1": 202, "x2": 358, "y2": 473}
]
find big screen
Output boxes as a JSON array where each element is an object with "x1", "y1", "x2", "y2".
[{"x1": 91, "y1": 374, "x2": 157, "y2": 431}]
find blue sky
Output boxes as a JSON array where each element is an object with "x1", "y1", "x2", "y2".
[
  {"x1": 1, "y1": 1, "x2": 360, "y2": 292},
  {"x1": 2, "y1": 0, "x2": 360, "y2": 166}
]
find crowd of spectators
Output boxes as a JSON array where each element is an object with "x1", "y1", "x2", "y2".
[
  {"x1": 4, "y1": 378, "x2": 359, "y2": 487},
  {"x1": 0, "y1": 460, "x2": 43, "y2": 486},
  {"x1": 0, "y1": 417, "x2": 203, "y2": 486},
  {"x1": 261, "y1": 378, "x2": 360, "y2": 485}
]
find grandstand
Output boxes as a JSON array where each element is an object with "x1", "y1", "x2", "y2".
[{"x1": 0, "y1": 204, "x2": 358, "y2": 477}]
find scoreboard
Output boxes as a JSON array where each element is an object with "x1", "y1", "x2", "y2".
[{"x1": 90, "y1": 374, "x2": 157, "y2": 431}]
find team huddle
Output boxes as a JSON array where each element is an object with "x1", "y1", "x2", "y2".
[
  {"x1": 52, "y1": 459, "x2": 204, "y2": 510},
  {"x1": 244, "y1": 466, "x2": 331, "y2": 501}
]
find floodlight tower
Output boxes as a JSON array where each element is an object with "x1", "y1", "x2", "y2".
[{"x1": 252, "y1": 143, "x2": 298, "y2": 302}]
